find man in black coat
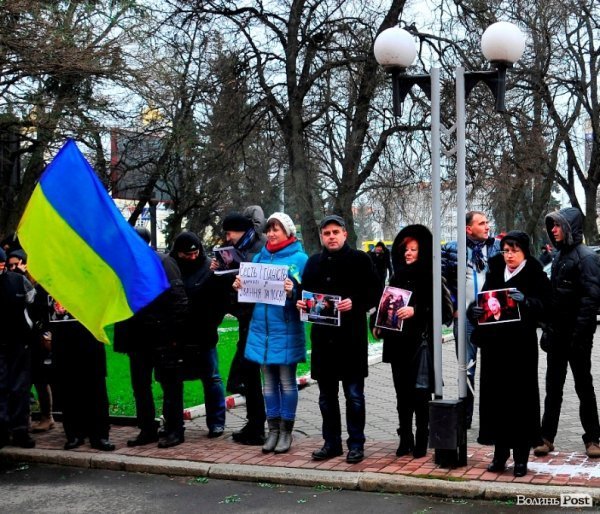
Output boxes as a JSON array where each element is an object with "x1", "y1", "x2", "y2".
[
  {"x1": 114, "y1": 227, "x2": 188, "y2": 448},
  {"x1": 297, "y1": 215, "x2": 382, "y2": 464},
  {"x1": 51, "y1": 303, "x2": 115, "y2": 452},
  {"x1": 213, "y1": 207, "x2": 267, "y2": 446},
  {"x1": 534, "y1": 207, "x2": 600, "y2": 458},
  {"x1": 0, "y1": 248, "x2": 36, "y2": 449},
  {"x1": 368, "y1": 241, "x2": 393, "y2": 288},
  {"x1": 170, "y1": 231, "x2": 228, "y2": 440}
]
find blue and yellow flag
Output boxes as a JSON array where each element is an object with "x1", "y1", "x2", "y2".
[{"x1": 18, "y1": 139, "x2": 169, "y2": 343}]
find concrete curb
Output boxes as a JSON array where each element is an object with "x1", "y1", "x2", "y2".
[{"x1": 1, "y1": 447, "x2": 597, "y2": 502}]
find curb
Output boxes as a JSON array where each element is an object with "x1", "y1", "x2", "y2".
[{"x1": 2, "y1": 447, "x2": 597, "y2": 502}]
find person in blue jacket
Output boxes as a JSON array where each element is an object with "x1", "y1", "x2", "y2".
[{"x1": 233, "y1": 212, "x2": 307, "y2": 455}]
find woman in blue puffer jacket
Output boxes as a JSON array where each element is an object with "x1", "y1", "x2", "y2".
[{"x1": 233, "y1": 212, "x2": 307, "y2": 455}]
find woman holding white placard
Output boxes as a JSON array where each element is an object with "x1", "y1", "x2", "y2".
[{"x1": 232, "y1": 212, "x2": 307, "y2": 454}]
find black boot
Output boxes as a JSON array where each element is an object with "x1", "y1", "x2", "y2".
[
  {"x1": 487, "y1": 446, "x2": 509, "y2": 472},
  {"x1": 396, "y1": 428, "x2": 414, "y2": 457},
  {"x1": 412, "y1": 428, "x2": 428, "y2": 458},
  {"x1": 262, "y1": 417, "x2": 280, "y2": 453},
  {"x1": 12, "y1": 430, "x2": 35, "y2": 449},
  {"x1": 127, "y1": 429, "x2": 159, "y2": 447},
  {"x1": 274, "y1": 419, "x2": 294, "y2": 454},
  {"x1": 232, "y1": 422, "x2": 265, "y2": 446}
]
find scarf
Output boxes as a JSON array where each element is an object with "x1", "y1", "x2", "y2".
[
  {"x1": 266, "y1": 236, "x2": 297, "y2": 253},
  {"x1": 467, "y1": 238, "x2": 487, "y2": 272},
  {"x1": 235, "y1": 228, "x2": 257, "y2": 254},
  {"x1": 504, "y1": 259, "x2": 527, "y2": 281}
]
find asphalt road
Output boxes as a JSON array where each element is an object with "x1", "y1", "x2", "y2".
[{"x1": 0, "y1": 461, "x2": 564, "y2": 513}]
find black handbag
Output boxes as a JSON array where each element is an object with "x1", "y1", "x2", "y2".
[{"x1": 415, "y1": 334, "x2": 432, "y2": 390}]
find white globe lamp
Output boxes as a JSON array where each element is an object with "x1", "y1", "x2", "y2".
[
  {"x1": 481, "y1": 21, "x2": 526, "y2": 64},
  {"x1": 374, "y1": 26, "x2": 417, "y2": 70}
]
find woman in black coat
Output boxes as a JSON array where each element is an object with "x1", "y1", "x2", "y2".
[
  {"x1": 470, "y1": 231, "x2": 551, "y2": 477},
  {"x1": 372, "y1": 225, "x2": 438, "y2": 458}
]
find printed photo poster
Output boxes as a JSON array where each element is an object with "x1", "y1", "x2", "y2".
[
  {"x1": 301, "y1": 291, "x2": 341, "y2": 327},
  {"x1": 212, "y1": 245, "x2": 244, "y2": 275},
  {"x1": 477, "y1": 288, "x2": 521, "y2": 325},
  {"x1": 237, "y1": 262, "x2": 288, "y2": 306},
  {"x1": 375, "y1": 286, "x2": 412, "y2": 332}
]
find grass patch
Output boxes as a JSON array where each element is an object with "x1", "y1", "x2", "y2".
[
  {"x1": 107, "y1": 317, "x2": 315, "y2": 416},
  {"x1": 106, "y1": 316, "x2": 383, "y2": 416}
]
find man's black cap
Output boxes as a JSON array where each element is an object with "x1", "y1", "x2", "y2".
[{"x1": 319, "y1": 215, "x2": 346, "y2": 231}]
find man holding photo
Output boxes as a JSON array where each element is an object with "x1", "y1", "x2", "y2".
[
  {"x1": 214, "y1": 207, "x2": 268, "y2": 446},
  {"x1": 297, "y1": 215, "x2": 381, "y2": 464}
]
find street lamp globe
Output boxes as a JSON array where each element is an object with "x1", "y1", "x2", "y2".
[
  {"x1": 481, "y1": 21, "x2": 526, "y2": 64},
  {"x1": 374, "y1": 26, "x2": 417, "y2": 70}
]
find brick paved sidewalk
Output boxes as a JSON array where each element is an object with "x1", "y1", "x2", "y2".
[
  {"x1": 12, "y1": 419, "x2": 600, "y2": 491},
  {"x1": 3, "y1": 334, "x2": 600, "y2": 498}
]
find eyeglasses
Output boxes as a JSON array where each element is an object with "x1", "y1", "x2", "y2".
[{"x1": 501, "y1": 249, "x2": 522, "y2": 255}]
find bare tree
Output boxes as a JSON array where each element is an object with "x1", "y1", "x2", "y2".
[{"x1": 0, "y1": 0, "x2": 146, "y2": 235}]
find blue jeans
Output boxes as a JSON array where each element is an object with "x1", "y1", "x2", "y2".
[
  {"x1": 453, "y1": 318, "x2": 476, "y2": 422},
  {"x1": 262, "y1": 364, "x2": 298, "y2": 421},
  {"x1": 318, "y1": 378, "x2": 365, "y2": 450},
  {"x1": 198, "y1": 348, "x2": 226, "y2": 430}
]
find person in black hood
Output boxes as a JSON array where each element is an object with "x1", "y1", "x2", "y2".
[
  {"x1": 170, "y1": 231, "x2": 227, "y2": 441},
  {"x1": 372, "y1": 225, "x2": 452, "y2": 459},
  {"x1": 534, "y1": 207, "x2": 600, "y2": 458},
  {"x1": 369, "y1": 241, "x2": 393, "y2": 288}
]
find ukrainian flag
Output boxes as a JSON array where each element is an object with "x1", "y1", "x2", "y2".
[{"x1": 18, "y1": 139, "x2": 169, "y2": 343}]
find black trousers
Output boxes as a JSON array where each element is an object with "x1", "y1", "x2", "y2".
[
  {"x1": 61, "y1": 373, "x2": 109, "y2": 442},
  {"x1": 541, "y1": 343, "x2": 600, "y2": 444},
  {"x1": 0, "y1": 344, "x2": 31, "y2": 434},
  {"x1": 391, "y1": 361, "x2": 430, "y2": 445},
  {"x1": 317, "y1": 377, "x2": 366, "y2": 450},
  {"x1": 494, "y1": 445, "x2": 530, "y2": 464},
  {"x1": 234, "y1": 321, "x2": 265, "y2": 430},
  {"x1": 128, "y1": 350, "x2": 158, "y2": 433},
  {"x1": 160, "y1": 379, "x2": 184, "y2": 438}
]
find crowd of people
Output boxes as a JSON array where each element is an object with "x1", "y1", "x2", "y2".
[{"x1": 0, "y1": 205, "x2": 599, "y2": 476}]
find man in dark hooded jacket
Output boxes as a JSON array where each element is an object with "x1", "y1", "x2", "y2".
[
  {"x1": 534, "y1": 207, "x2": 600, "y2": 458},
  {"x1": 170, "y1": 231, "x2": 227, "y2": 440}
]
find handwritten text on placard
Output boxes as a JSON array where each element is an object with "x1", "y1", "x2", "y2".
[{"x1": 238, "y1": 262, "x2": 288, "y2": 306}]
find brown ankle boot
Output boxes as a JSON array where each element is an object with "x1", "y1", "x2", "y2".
[{"x1": 32, "y1": 416, "x2": 55, "y2": 433}]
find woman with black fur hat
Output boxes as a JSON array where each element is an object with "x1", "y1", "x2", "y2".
[
  {"x1": 372, "y1": 225, "x2": 451, "y2": 459},
  {"x1": 469, "y1": 231, "x2": 551, "y2": 477}
]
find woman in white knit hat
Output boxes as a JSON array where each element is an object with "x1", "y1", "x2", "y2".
[{"x1": 233, "y1": 212, "x2": 307, "y2": 454}]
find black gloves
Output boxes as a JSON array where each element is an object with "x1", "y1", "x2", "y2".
[
  {"x1": 509, "y1": 289, "x2": 525, "y2": 303},
  {"x1": 467, "y1": 302, "x2": 484, "y2": 323}
]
